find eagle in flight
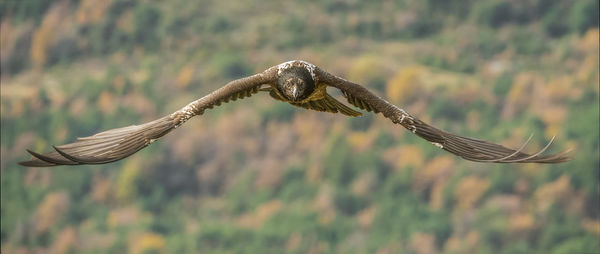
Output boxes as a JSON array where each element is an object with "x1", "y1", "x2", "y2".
[{"x1": 20, "y1": 60, "x2": 571, "y2": 166}]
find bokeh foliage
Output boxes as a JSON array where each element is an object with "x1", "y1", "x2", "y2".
[{"x1": 1, "y1": 0, "x2": 598, "y2": 253}]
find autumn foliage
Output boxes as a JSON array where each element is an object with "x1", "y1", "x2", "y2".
[{"x1": 1, "y1": 0, "x2": 598, "y2": 253}]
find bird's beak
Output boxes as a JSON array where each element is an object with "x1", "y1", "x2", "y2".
[{"x1": 292, "y1": 86, "x2": 299, "y2": 100}]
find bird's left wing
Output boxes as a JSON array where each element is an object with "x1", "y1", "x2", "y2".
[
  {"x1": 316, "y1": 68, "x2": 571, "y2": 163},
  {"x1": 20, "y1": 68, "x2": 278, "y2": 167}
]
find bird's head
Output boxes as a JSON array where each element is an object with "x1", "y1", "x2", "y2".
[{"x1": 277, "y1": 66, "x2": 315, "y2": 102}]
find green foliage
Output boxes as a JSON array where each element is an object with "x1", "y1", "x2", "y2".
[
  {"x1": 278, "y1": 166, "x2": 315, "y2": 202},
  {"x1": 195, "y1": 223, "x2": 255, "y2": 251},
  {"x1": 210, "y1": 52, "x2": 252, "y2": 79},
  {"x1": 542, "y1": 7, "x2": 569, "y2": 38},
  {"x1": 428, "y1": 92, "x2": 467, "y2": 122},
  {"x1": 538, "y1": 207, "x2": 586, "y2": 251},
  {"x1": 1, "y1": 0, "x2": 598, "y2": 253},
  {"x1": 569, "y1": 0, "x2": 600, "y2": 35},
  {"x1": 323, "y1": 134, "x2": 353, "y2": 185},
  {"x1": 501, "y1": 240, "x2": 530, "y2": 254},
  {"x1": 348, "y1": 113, "x2": 374, "y2": 131},
  {"x1": 563, "y1": 95, "x2": 600, "y2": 193},
  {"x1": 511, "y1": 28, "x2": 548, "y2": 55},
  {"x1": 371, "y1": 195, "x2": 451, "y2": 243},
  {"x1": 3, "y1": 31, "x2": 33, "y2": 74},
  {"x1": 476, "y1": 29, "x2": 508, "y2": 57},
  {"x1": 420, "y1": 51, "x2": 477, "y2": 73},
  {"x1": 551, "y1": 236, "x2": 600, "y2": 254},
  {"x1": 493, "y1": 73, "x2": 513, "y2": 97},
  {"x1": 472, "y1": 0, "x2": 513, "y2": 28},
  {"x1": 259, "y1": 103, "x2": 299, "y2": 123},
  {"x1": 334, "y1": 190, "x2": 367, "y2": 216},
  {"x1": 0, "y1": 0, "x2": 53, "y2": 23},
  {"x1": 475, "y1": 207, "x2": 509, "y2": 248},
  {"x1": 133, "y1": 5, "x2": 162, "y2": 49}
]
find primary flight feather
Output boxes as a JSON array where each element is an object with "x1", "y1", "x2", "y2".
[{"x1": 20, "y1": 60, "x2": 571, "y2": 167}]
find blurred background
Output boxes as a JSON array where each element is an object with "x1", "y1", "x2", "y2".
[{"x1": 1, "y1": 0, "x2": 598, "y2": 253}]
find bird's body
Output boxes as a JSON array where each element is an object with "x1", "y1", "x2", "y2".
[{"x1": 20, "y1": 60, "x2": 571, "y2": 167}]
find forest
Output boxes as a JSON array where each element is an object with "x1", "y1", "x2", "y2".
[{"x1": 1, "y1": 0, "x2": 599, "y2": 253}]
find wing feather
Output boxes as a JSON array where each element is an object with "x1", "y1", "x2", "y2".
[
  {"x1": 317, "y1": 68, "x2": 571, "y2": 163},
  {"x1": 290, "y1": 93, "x2": 362, "y2": 117},
  {"x1": 20, "y1": 70, "x2": 277, "y2": 167},
  {"x1": 20, "y1": 62, "x2": 572, "y2": 166}
]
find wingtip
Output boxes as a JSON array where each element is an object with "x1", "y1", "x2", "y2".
[
  {"x1": 18, "y1": 160, "x2": 56, "y2": 167},
  {"x1": 26, "y1": 149, "x2": 55, "y2": 164},
  {"x1": 548, "y1": 147, "x2": 575, "y2": 163},
  {"x1": 535, "y1": 138, "x2": 575, "y2": 164},
  {"x1": 18, "y1": 160, "x2": 35, "y2": 167},
  {"x1": 20, "y1": 149, "x2": 58, "y2": 167},
  {"x1": 52, "y1": 145, "x2": 87, "y2": 164}
]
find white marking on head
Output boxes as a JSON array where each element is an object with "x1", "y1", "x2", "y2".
[{"x1": 277, "y1": 60, "x2": 317, "y2": 81}]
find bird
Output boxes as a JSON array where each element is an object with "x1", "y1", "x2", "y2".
[{"x1": 19, "y1": 60, "x2": 571, "y2": 167}]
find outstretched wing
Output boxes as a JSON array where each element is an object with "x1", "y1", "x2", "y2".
[
  {"x1": 21, "y1": 116, "x2": 177, "y2": 166},
  {"x1": 20, "y1": 70, "x2": 278, "y2": 167},
  {"x1": 316, "y1": 68, "x2": 571, "y2": 163}
]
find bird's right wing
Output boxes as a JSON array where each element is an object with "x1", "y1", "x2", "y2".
[
  {"x1": 317, "y1": 68, "x2": 571, "y2": 163},
  {"x1": 20, "y1": 69, "x2": 278, "y2": 167}
]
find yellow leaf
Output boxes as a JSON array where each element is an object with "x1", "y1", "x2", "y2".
[
  {"x1": 347, "y1": 131, "x2": 375, "y2": 153},
  {"x1": 429, "y1": 179, "x2": 446, "y2": 210},
  {"x1": 106, "y1": 206, "x2": 140, "y2": 228},
  {"x1": 35, "y1": 192, "x2": 70, "y2": 233},
  {"x1": 410, "y1": 232, "x2": 437, "y2": 254},
  {"x1": 534, "y1": 175, "x2": 572, "y2": 212},
  {"x1": 76, "y1": 0, "x2": 111, "y2": 25},
  {"x1": 454, "y1": 176, "x2": 490, "y2": 210},
  {"x1": 347, "y1": 55, "x2": 386, "y2": 86},
  {"x1": 357, "y1": 206, "x2": 376, "y2": 229},
  {"x1": 97, "y1": 91, "x2": 116, "y2": 114},
  {"x1": 129, "y1": 232, "x2": 165, "y2": 254},
  {"x1": 116, "y1": 159, "x2": 141, "y2": 202},
  {"x1": 237, "y1": 200, "x2": 282, "y2": 228},
  {"x1": 52, "y1": 226, "x2": 76, "y2": 254},
  {"x1": 509, "y1": 213, "x2": 536, "y2": 232},
  {"x1": 386, "y1": 66, "x2": 424, "y2": 104},
  {"x1": 382, "y1": 145, "x2": 424, "y2": 170},
  {"x1": 176, "y1": 65, "x2": 195, "y2": 89},
  {"x1": 582, "y1": 218, "x2": 600, "y2": 235}
]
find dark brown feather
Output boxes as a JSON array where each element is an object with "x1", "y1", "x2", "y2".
[
  {"x1": 20, "y1": 69, "x2": 278, "y2": 167},
  {"x1": 317, "y1": 67, "x2": 571, "y2": 163},
  {"x1": 291, "y1": 93, "x2": 362, "y2": 117},
  {"x1": 20, "y1": 61, "x2": 571, "y2": 166},
  {"x1": 20, "y1": 116, "x2": 177, "y2": 166}
]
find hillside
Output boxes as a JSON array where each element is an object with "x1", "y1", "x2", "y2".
[{"x1": 1, "y1": 0, "x2": 599, "y2": 253}]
